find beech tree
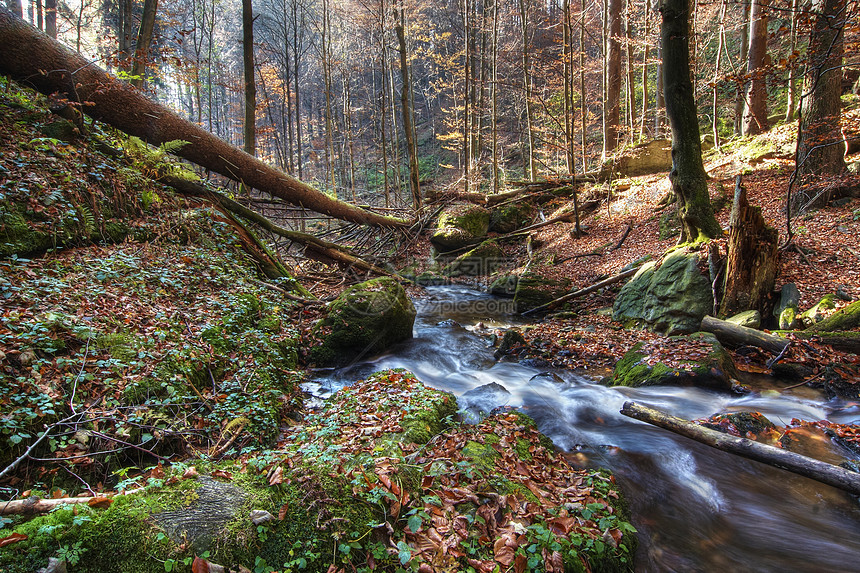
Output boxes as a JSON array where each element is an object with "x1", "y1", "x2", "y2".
[
  {"x1": 742, "y1": 0, "x2": 768, "y2": 135},
  {"x1": 659, "y1": 0, "x2": 721, "y2": 242}
]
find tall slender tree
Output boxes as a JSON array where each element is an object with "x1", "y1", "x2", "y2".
[{"x1": 742, "y1": 0, "x2": 769, "y2": 135}]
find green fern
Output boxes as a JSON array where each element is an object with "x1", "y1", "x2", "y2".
[
  {"x1": 78, "y1": 204, "x2": 95, "y2": 236},
  {"x1": 122, "y1": 137, "x2": 199, "y2": 182}
]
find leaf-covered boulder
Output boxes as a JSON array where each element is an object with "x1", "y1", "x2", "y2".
[
  {"x1": 430, "y1": 204, "x2": 490, "y2": 251},
  {"x1": 613, "y1": 248, "x2": 713, "y2": 335},
  {"x1": 611, "y1": 332, "x2": 741, "y2": 391},
  {"x1": 310, "y1": 277, "x2": 416, "y2": 367}
]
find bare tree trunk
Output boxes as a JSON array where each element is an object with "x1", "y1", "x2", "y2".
[
  {"x1": 784, "y1": 0, "x2": 799, "y2": 122},
  {"x1": 119, "y1": 0, "x2": 133, "y2": 67},
  {"x1": 242, "y1": 0, "x2": 256, "y2": 156},
  {"x1": 625, "y1": 0, "x2": 636, "y2": 140},
  {"x1": 734, "y1": 0, "x2": 749, "y2": 135},
  {"x1": 580, "y1": 0, "x2": 587, "y2": 167},
  {"x1": 659, "y1": 0, "x2": 721, "y2": 241},
  {"x1": 518, "y1": 0, "x2": 536, "y2": 181},
  {"x1": 44, "y1": 0, "x2": 54, "y2": 37},
  {"x1": 131, "y1": 0, "x2": 159, "y2": 89},
  {"x1": 0, "y1": 6, "x2": 409, "y2": 227},
  {"x1": 711, "y1": 0, "x2": 727, "y2": 151},
  {"x1": 796, "y1": 0, "x2": 846, "y2": 179},
  {"x1": 604, "y1": 0, "x2": 622, "y2": 155},
  {"x1": 394, "y1": 1, "x2": 421, "y2": 210},
  {"x1": 639, "y1": 2, "x2": 650, "y2": 139},
  {"x1": 742, "y1": 0, "x2": 769, "y2": 135},
  {"x1": 491, "y1": 0, "x2": 500, "y2": 192},
  {"x1": 463, "y1": 0, "x2": 472, "y2": 190}
]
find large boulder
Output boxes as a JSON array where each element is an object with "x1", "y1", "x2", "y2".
[
  {"x1": 613, "y1": 248, "x2": 713, "y2": 335},
  {"x1": 488, "y1": 202, "x2": 535, "y2": 233},
  {"x1": 513, "y1": 271, "x2": 572, "y2": 313},
  {"x1": 442, "y1": 239, "x2": 505, "y2": 277},
  {"x1": 310, "y1": 277, "x2": 416, "y2": 366},
  {"x1": 603, "y1": 138, "x2": 672, "y2": 177},
  {"x1": 611, "y1": 332, "x2": 741, "y2": 391},
  {"x1": 430, "y1": 204, "x2": 491, "y2": 251}
]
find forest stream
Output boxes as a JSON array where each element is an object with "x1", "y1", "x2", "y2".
[{"x1": 307, "y1": 285, "x2": 860, "y2": 573}]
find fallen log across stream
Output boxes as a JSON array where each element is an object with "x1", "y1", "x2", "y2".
[{"x1": 620, "y1": 401, "x2": 860, "y2": 497}]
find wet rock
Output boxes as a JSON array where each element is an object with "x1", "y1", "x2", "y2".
[
  {"x1": 611, "y1": 332, "x2": 741, "y2": 391},
  {"x1": 310, "y1": 277, "x2": 416, "y2": 367},
  {"x1": 612, "y1": 248, "x2": 713, "y2": 335},
  {"x1": 430, "y1": 204, "x2": 490, "y2": 251},
  {"x1": 494, "y1": 329, "x2": 527, "y2": 360},
  {"x1": 458, "y1": 382, "x2": 512, "y2": 423},
  {"x1": 700, "y1": 412, "x2": 779, "y2": 443}
]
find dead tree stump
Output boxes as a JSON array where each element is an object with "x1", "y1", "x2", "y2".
[{"x1": 719, "y1": 175, "x2": 779, "y2": 317}]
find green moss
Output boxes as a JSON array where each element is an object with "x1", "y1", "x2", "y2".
[{"x1": 513, "y1": 271, "x2": 572, "y2": 312}]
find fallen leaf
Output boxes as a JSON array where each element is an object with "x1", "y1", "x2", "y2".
[
  {"x1": 0, "y1": 533, "x2": 28, "y2": 547},
  {"x1": 87, "y1": 497, "x2": 113, "y2": 509}
]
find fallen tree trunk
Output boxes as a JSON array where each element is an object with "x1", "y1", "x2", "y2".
[
  {"x1": 620, "y1": 401, "x2": 860, "y2": 497},
  {"x1": 163, "y1": 176, "x2": 391, "y2": 276},
  {"x1": 700, "y1": 315, "x2": 789, "y2": 354},
  {"x1": 0, "y1": 7, "x2": 408, "y2": 229},
  {"x1": 522, "y1": 267, "x2": 639, "y2": 315}
]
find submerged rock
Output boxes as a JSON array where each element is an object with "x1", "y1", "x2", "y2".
[
  {"x1": 458, "y1": 381, "x2": 512, "y2": 423},
  {"x1": 611, "y1": 332, "x2": 741, "y2": 391},
  {"x1": 310, "y1": 277, "x2": 416, "y2": 367}
]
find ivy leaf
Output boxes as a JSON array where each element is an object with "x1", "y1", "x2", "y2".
[
  {"x1": 407, "y1": 513, "x2": 422, "y2": 533},
  {"x1": 396, "y1": 540, "x2": 411, "y2": 565}
]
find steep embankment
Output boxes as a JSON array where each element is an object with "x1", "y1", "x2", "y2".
[{"x1": 0, "y1": 78, "x2": 635, "y2": 572}]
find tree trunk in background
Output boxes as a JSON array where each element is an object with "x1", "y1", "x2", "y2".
[
  {"x1": 579, "y1": 0, "x2": 587, "y2": 167},
  {"x1": 6, "y1": 0, "x2": 21, "y2": 18},
  {"x1": 655, "y1": 42, "x2": 664, "y2": 134},
  {"x1": 131, "y1": 0, "x2": 159, "y2": 89},
  {"x1": 712, "y1": 0, "x2": 727, "y2": 151},
  {"x1": 394, "y1": 1, "x2": 421, "y2": 210},
  {"x1": 604, "y1": 0, "x2": 622, "y2": 156},
  {"x1": 742, "y1": 0, "x2": 768, "y2": 136},
  {"x1": 639, "y1": 3, "x2": 650, "y2": 139},
  {"x1": 659, "y1": 0, "x2": 721, "y2": 242},
  {"x1": 518, "y1": 0, "x2": 536, "y2": 181},
  {"x1": 491, "y1": 0, "x2": 500, "y2": 192},
  {"x1": 242, "y1": 0, "x2": 256, "y2": 156},
  {"x1": 720, "y1": 176, "x2": 779, "y2": 317},
  {"x1": 0, "y1": 6, "x2": 410, "y2": 228},
  {"x1": 44, "y1": 0, "x2": 54, "y2": 37},
  {"x1": 119, "y1": 0, "x2": 133, "y2": 67},
  {"x1": 784, "y1": 0, "x2": 799, "y2": 121},
  {"x1": 625, "y1": 0, "x2": 636, "y2": 140},
  {"x1": 797, "y1": 0, "x2": 845, "y2": 178},
  {"x1": 734, "y1": 0, "x2": 749, "y2": 134}
]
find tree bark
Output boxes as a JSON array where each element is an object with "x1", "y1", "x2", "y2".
[
  {"x1": 43, "y1": 0, "x2": 54, "y2": 37},
  {"x1": 242, "y1": 0, "x2": 256, "y2": 156},
  {"x1": 719, "y1": 175, "x2": 779, "y2": 317},
  {"x1": 604, "y1": 0, "x2": 622, "y2": 155},
  {"x1": 742, "y1": 0, "x2": 769, "y2": 135},
  {"x1": 700, "y1": 315, "x2": 790, "y2": 354},
  {"x1": 620, "y1": 401, "x2": 860, "y2": 497},
  {"x1": 130, "y1": 0, "x2": 159, "y2": 89},
  {"x1": 518, "y1": 0, "x2": 536, "y2": 180},
  {"x1": 394, "y1": 2, "x2": 421, "y2": 210},
  {"x1": 659, "y1": 0, "x2": 721, "y2": 242},
  {"x1": 0, "y1": 6, "x2": 408, "y2": 228},
  {"x1": 796, "y1": 0, "x2": 846, "y2": 179}
]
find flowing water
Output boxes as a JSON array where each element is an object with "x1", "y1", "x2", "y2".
[{"x1": 308, "y1": 286, "x2": 860, "y2": 572}]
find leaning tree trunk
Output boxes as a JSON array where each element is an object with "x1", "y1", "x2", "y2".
[
  {"x1": 719, "y1": 175, "x2": 779, "y2": 317},
  {"x1": 0, "y1": 6, "x2": 408, "y2": 228},
  {"x1": 658, "y1": 0, "x2": 721, "y2": 242}
]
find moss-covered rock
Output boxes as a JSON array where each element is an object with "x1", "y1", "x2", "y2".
[
  {"x1": 442, "y1": 239, "x2": 505, "y2": 277},
  {"x1": 774, "y1": 283, "x2": 801, "y2": 330},
  {"x1": 612, "y1": 248, "x2": 713, "y2": 335},
  {"x1": 611, "y1": 332, "x2": 740, "y2": 391},
  {"x1": 430, "y1": 204, "x2": 490, "y2": 251},
  {"x1": 310, "y1": 277, "x2": 416, "y2": 366},
  {"x1": 806, "y1": 300, "x2": 860, "y2": 332},
  {"x1": 727, "y1": 309, "x2": 762, "y2": 329},
  {"x1": 488, "y1": 272, "x2": 518, "y2": 296},
  {"x1": 800, "y1": 294, "x2": 838, "y2": 327},
  {"x1": 488, "y1": 202, "x2": 535, "y2": 233},
  {"x1": 513, "y1": 271, "x2": 572, "y2": 313}
]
